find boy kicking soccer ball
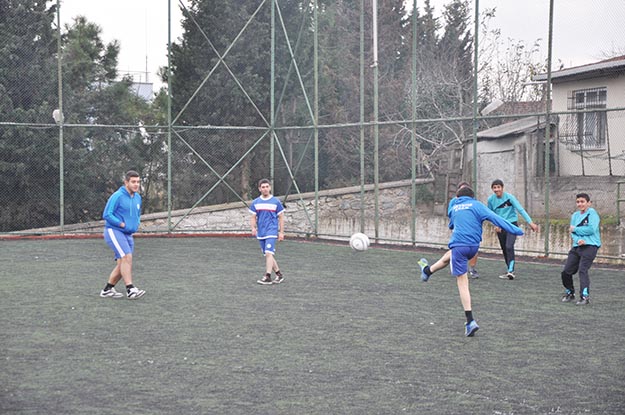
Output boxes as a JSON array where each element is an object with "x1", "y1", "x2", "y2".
[
  {"x1": 249, "y1": 179, "x2": 286, "y2": 285},
  {"x1": 418, "y1": 186, "x2": 523, "y2": 336}
]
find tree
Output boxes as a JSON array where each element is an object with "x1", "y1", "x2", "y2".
[
  {"x1": 0, "y1": 7, "x2": 164, "y2": 231},
  {"x1": 314, "y1": 0, "x2": 413, "y2": 187},
  {"x1": 478, "y1": 7, "x2": 546, "y2": 105},
  {"x1": 168, "y1": 0, "x2": 313, "y2": 203},
  {"x1": 0, "y1": 0, "x2": 59, "y2": 231},
  {"x1": 389, "y1": 0, "x2": 475, "y2": 176},
  {"x1": 59, "y1": 16, "x2": 162, "y2": 223}
]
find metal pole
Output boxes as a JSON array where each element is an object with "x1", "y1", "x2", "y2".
[
  {"x1": 359, "y1": 0, "x2": 366, "y2": 233},
  {"x1": 617, "y1": 182, "x2": 622, "y2": 226},
  {"x1": 167, "y1": 0, "x2": 173, "y2": 232},
  {"x1": 606, "y1": 112, "x2": 613, "y2": 175},
  {"x1": 471, "y1": 0, "x2": 479, "y2": 188},
  {"x1": 270, "y1": 0, "x2": 275, "y2": 184},
  {"x1": 56, "y1": 0, "x2": 64, "y2": 232},
  {"x1": 411, "y1": 0, "x2": 418, "y2": 244},
  {"x1": 543, "y1": 0, "x2": 555, "y2": 256},
  {"x1": 372, "y1": 0, "x2": 379, "y2": 241},
  {"x1": 313, "y1": 0, "x2": 319, "y2": 236}
]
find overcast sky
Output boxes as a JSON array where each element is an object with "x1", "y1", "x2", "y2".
[{"x1": 57, "y1": 0, "x2": 625, "y2": 91}]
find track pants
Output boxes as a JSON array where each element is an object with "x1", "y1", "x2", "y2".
[
  {"x1": 497, "y1": 221, "x2": 518, "y2": 272},
  {"x1": 561, "y1": 245, "x2": 599, "y2": 297}
]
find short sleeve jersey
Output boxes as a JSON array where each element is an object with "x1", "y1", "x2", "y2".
[{"x1": 249, "y1": 195, "x2": 284, "y2": 239}]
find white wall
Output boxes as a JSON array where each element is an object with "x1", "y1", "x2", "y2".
[{"x1": 552, "y1": 73, "x2": 625, "y2": 176}]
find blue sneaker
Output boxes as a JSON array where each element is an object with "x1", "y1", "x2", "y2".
[
  {"x1": 418, "y1": 258, "x2": 430, "y2": 282},
  {"x1": 465, "y1": 320, "x2": 479, "y2": 337}
]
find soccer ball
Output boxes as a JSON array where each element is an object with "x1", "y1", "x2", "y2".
[{"x1": 349, "y1": 232, "x2": 370, "y2": 251}]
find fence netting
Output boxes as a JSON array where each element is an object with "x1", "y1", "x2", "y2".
[{"x1": 1, "y1": 1, "x2": 624, "y2": 260}]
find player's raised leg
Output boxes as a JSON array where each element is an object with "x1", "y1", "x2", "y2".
[{"x1": 419, "y1": 250, "x2": 452, "y2": 282}]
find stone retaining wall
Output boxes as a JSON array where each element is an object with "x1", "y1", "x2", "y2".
[{"x1": 24, "y1": 179, "x2": 625, "y2": 265}]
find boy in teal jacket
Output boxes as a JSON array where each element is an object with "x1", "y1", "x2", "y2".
[
  {"x1": 487, "y1": 179, "x2": 539, "y2": 279},
  {"x1": 561, "y1": 193, "x2": 601, "y2": 305}
]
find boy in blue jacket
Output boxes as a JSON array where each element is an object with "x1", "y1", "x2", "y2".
[
  {"x1": 560, "y1": 193, "x2": 601, "y2": 305},
  {"x1": 418, "y1": 186, "x2": 524, "y2": 337},
  {"x1": 100, "y1": 170, "x2": 146, "y2": 299}
]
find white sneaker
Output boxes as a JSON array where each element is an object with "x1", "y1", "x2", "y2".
[
  {"x1": 127, "y1": 287, "x2": 146, "y2": 299},
  {"x1": 498, "y1": 272, "x2": 515, "y2": 280},
  {"x1": 100, "y1": 287, "x2": 123, "y2": 298}
]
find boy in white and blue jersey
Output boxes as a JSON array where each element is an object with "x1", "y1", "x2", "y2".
[
  {"x1": 487, "y1": 179, "x2": 539, "y2": 280},
  {"x1": 100, "y1": 170, "x2": 146, "y2": 300},
  {"x1": 418, "y1": 186, "x2": 523, "y2": 337},
  {"x1": 249, "y1": 179, "x2": 285, "y2": 285},
  {"x1": 560, "y1": 193, "x2": 601, "y2": 305}
]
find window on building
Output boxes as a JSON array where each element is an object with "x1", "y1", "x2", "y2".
[{"x1": 563, "y1": 87, "x2": 607, "y2": 150}]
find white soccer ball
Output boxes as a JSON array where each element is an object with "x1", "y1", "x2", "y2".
[{"x1": 349, "y1": 232, "x2": 370, "y2": 251}]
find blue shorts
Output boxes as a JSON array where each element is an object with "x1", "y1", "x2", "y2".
[
  {"x1": 258, "y1": 237, "x2": 278, "y2": 255},
  {"x1": 104, "y1": 228, "x2": 134, "y2": 259},
  {"x1": 450, "y1": 246, "x2": 479, "y2": 277}
]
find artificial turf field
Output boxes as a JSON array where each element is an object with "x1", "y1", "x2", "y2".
[{"x1": 1, "y1": 237, "x2": 624, "y2": 414}]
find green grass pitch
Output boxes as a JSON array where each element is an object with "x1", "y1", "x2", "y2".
[{"x1": 1, "y1": 237, "x2": 624, "y2": 414}]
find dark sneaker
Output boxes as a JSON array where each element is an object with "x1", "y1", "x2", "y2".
[
  {"x1": 576, "y1": 297, "x2": 590, "y2": 305},
  {"x1": 498, "y1": 272, "x2": 515, "y2": 280},
  {"x1": 465, "y1": 320, "x2": 479, "y2": 337},
  {"x1": 418, "y1": 258, "x2": 430, "y2": 282},
  {"x1": 127, "y1": 286, "x2": 146, "y2": 299},
  {"x1": 257, "y1": 275, "x2": 273, "y2": 285},
  {"x1": 100, "y1": 287, "x2": 123, "y2": 298},
  {"x1": 561, "y1": 292, "x2": 575, "y2": 302},
  {"x1": 273, "y1": 274, "x2": 284, "y2": 284},
  {"x1": 469, "y1": 268, "x2": 480, "y2": 279}
]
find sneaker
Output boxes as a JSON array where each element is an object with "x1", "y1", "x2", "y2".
[
  {"x1": 576, "y1": 297, "x2": 590, "y2": 305},
  {"x1": 561, "y1": 292, "x2": 575, "y2": 302},
  {"x1": 127, "y1": 287, "x2": 146, "y2": 299},
  {"x1": 465, "y1": 320, "x2": 480, "y2": 337},
  {"x1": 100, "y1": 287, "x2": 123, "y2": 298},
  {"x1": 498, "y1": 272, "x2": 515, "y2": 280},
  {"x1": 257, "y1": 275, "x2": 273, "y2": 285},
  {"x1": 417, "y1": 258, "x2": 430, "y2": 282},
  {"x1": 469, "y1": 268, "x2": 480, "y2": 279},
  {"x1": 273, "y1": 274, "x2": 284, "y2": 284}
]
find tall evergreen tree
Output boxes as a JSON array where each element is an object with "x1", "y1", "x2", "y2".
[
  {"x1": 168, "y1": 0, "x2": 312, "y2": 203},
  {"x1": 0, "y1": 7, "x2": 163, "y2": 231},
  {"x1": 60, "y1": 16, "x2": 160, "y2": 223},
  {"x1": 0, "y1": 0, "x2": 59, "y2": 230}
]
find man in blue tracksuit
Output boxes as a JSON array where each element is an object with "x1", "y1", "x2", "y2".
[
  {"x1": 487, "y1": 179, "x2": 539, "y2": 280},
  {"x1": 100, "y1": 170, "x2": 146, "y2": 300},
  {"x1": 418, "y1": 186, "x2": 524, "y2": 337},
  {"x1": 560, "y1": 193, "x2": 601, "y2": 305}
]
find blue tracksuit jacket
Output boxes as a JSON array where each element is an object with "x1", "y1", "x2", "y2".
[
  {"x1": 102, "y1": 186, "x2": 142, "y2": 234},
  {"x1": 448, "y1": 196, "x2": 523, "y2": 248}
]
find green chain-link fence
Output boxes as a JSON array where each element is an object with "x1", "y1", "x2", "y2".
[{"x1": 1, "y1": 0, "x2": 624, "y2": 262}]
